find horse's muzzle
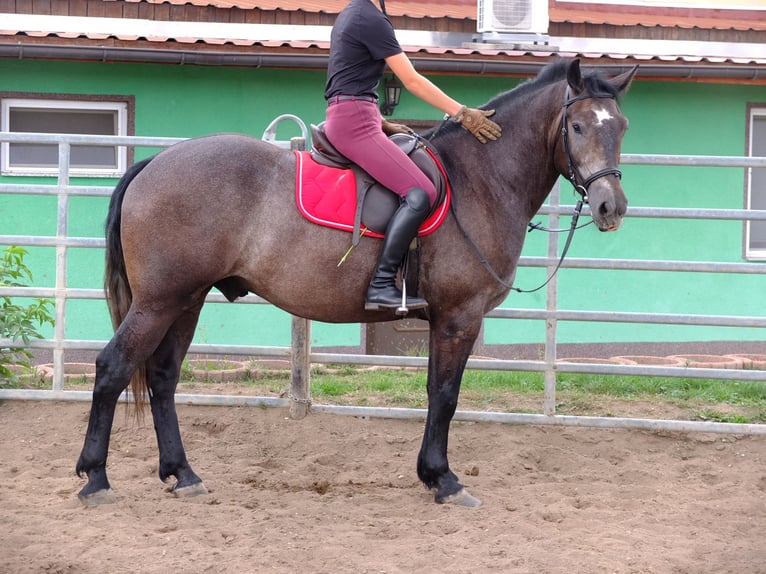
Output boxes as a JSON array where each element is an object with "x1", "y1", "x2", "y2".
[{"x1": 590, "y1": 186, "x2": 628, "y2": 232}]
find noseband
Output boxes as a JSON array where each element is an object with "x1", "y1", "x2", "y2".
[{"x1": 560, "y1": 86, "x2": 622, "y2": 203}]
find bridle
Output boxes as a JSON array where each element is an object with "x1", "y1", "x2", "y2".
[
  {"x1": 560, "y1": 86, "x2": 623, "y2": 204},
  {"x1": 448, "y1": 85, "x2": 625, "y2": 294}
]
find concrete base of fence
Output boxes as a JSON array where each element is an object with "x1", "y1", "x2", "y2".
[
  {"x1": 667, "y1": 354, "x2": 745, "y2": 369},
  {"x1": 557, "y1": 357, "x2": 635, "y2": 365},
  {"x1": 37, "y1": 363, "x2": 96, "y2": 384},
  {"x1": 186, "y1": 359, "x2": 249, "y2": 382},
  {"x1": 249, "y1": 359, "x2": 292, "y2": 377},
  {"x1": 726, "y1": 354, "x2": 766, "y2": 370},
  {"x1": 610, "y1": 355, "x2": 687, "y2": 367}
]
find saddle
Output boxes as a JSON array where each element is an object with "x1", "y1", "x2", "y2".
[{"x1": 294, "y1": 122, "x2": 450, "y2": 246}]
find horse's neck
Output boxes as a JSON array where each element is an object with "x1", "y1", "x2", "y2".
[{"x1": 439, "y1": 90, "x2": 562, "y2": 223}]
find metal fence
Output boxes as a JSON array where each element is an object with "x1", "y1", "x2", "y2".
[{"x1": 1, "y1": 123, "x2": 765, "y2": 435}]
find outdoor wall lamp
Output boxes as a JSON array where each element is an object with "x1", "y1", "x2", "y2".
[{"x1": 380, "y1": 75, "x2": 402, "y2": 116}]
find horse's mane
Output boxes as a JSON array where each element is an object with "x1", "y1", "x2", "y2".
[
  {"x1": 422, "y1": 59, "x2": 620, "y2": 142},
  {"x1": 483, "y1": 58, "x2": 622, "y2": 111}
]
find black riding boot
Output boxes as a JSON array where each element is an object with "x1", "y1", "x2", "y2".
[{"x1": 365, "y1": 187, "x2": 430, "y2": 311}]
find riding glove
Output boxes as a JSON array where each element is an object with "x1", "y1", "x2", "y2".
[
  {"x1": 381, "y1": 118, "x2": 415, "y2": 137},
  {"x1": 454, "y1": 106, "x2": 502, "y2": 144}
]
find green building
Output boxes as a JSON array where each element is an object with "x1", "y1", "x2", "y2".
[{"x1": 1, "y1": 1, "x2": 764, "y2": 355}]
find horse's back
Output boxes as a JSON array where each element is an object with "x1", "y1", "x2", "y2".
[
  {"x1": 146, "y1": 133, "x2": 288, "y2": 192},
  {"x1": 125, "y1": 133, "x2": 293, "y2": 219},
  {"x1": 119, "y1": 134, "x2": 297, "y2": 294}
]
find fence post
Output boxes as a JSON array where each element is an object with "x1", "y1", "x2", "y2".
[
  {"x1": 290, "y1": 316, "x2": 312, "y2": 419},
  {"x1": 52, "y1": 141, "x2": 71, "y2": 391},
  {"x1": 543, "y1": 181, "x2": 561, "y2": 416},
  {"x1": 288, "y1": 134, "x2": 312, "y2": 418}
]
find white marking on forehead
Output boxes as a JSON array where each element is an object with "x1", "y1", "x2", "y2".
[{"x1": 593, "y1": 107, "x2": 613, "y2": 126}]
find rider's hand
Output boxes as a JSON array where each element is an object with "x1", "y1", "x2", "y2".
[
  {"x1": 456, "y1": 106, "x2": 502, "y2": 144},
  {"x1": 381, "y1": 118, "x2": 415, "y2": 137}
]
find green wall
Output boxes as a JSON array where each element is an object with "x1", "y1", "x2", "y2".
[
  {"x1": 486, "y1": 78, "x2": 766, "y2": 345},
  {"x1": 1, "y1": 58, "x2": 764, "y2": 349}
]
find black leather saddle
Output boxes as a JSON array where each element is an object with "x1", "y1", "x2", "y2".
[{"x1": 310, "y1": 122, "x2": 447, "y2": 245}]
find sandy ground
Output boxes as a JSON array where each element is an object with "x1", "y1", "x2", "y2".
[{"x1": 1, "y1": 399, "x2": 764, "y2": 574}]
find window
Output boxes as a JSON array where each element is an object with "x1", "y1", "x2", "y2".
[
  {"x1": 745, "y1": 105, "x2": 766, "y2": 260},
  {"x1": 1, "y1": 95, "x2": 132, "y2": 176}
]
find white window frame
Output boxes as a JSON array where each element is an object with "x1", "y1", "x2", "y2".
[
  {"x1": 745, "y1": 105, "x2": 766, "y2": 261},
  {"x1": 1, "y1": 98, "x2": 128, "y2": 177}
]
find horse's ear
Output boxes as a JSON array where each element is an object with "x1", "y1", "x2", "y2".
[
  {"x1": 566, "y1": 58, "x2": 584, "y2": 93},
  {"x1": 610, "y1": 65, "x2": 639, "y2": 96}
]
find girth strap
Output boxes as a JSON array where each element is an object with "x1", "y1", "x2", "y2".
[{"x1": 352, "y1": 169, "x2": 376, "y2": 247}]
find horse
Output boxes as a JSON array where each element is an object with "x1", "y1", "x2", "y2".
[{"x1": 76, "y1": 58, "x2": 637, "y2": 507}]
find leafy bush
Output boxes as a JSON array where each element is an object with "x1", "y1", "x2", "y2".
[{"x1": 0, "y1": 246, "x2": 54, "y2": 381}]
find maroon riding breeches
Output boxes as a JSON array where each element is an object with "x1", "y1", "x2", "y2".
[{"x1": 324, "y1": 99, "x2": 437, "y2": 206}]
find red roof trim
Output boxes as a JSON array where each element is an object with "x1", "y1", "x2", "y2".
[
  {"x1": 550, "y1": 1, "x2": 766, "y2": 31},
  {"x1": 102, "y1": 0, "x2": 766, "y2": 30}
]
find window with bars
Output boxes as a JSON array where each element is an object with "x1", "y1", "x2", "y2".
[
  {"x1": 1, "y1": 96, "x2": 132, "y2": 177},
  {"x1": 745, "y1": 105, "x2": 766, "y2": 260}
]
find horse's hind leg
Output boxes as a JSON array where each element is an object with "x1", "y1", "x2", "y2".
[
  {"x1": 146, "y1": 305, "x2": 207, "y2": 497},
  {"x1": 76, "y1": 307, "x2": 179, "y2": 505}
]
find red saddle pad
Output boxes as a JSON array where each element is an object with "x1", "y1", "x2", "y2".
[{"x1": 294, "y1": 150, "x2": 450, "y2": 238}]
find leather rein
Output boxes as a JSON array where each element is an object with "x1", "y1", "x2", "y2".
[{"x1": 450, "y1": 86, "x2": 622, "y2": 294}]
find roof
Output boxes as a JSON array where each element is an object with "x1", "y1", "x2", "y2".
[
  {"x1": 106, "y1": 0, "x2": 766, "y2": 31},
  {"x1": 193, "y1": 0, "x2": 475, "y2": 19},
  {"x1": 0, "y1": 1, "x2": 764, "y2": 80}
]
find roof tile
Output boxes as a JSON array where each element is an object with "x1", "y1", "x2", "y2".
[{"x1": 113, "y1": 0, "x2": 766, "y2": 31}]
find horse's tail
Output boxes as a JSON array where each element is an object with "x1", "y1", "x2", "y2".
[{"x1": 104, "y1": 156, "x2": 154, "y2": 411}]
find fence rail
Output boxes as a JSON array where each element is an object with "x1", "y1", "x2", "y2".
[{"x1": 1, "y1": 127, "x2": 765, "y2": 435}]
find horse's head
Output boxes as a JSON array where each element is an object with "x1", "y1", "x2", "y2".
[{"x1": 555, "y1": 59, "x2": 637, "y2": 231}]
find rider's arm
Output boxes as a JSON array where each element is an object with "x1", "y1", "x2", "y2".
[
  {"x1": 385, "y1": 52, "x2": 463, "y2": 118},
  {"x1": 385, "y1": 51, "x2": 502, "y2": 144}
]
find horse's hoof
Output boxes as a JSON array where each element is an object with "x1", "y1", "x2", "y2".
[
  {"x1": 173, "y1": 481, "x2": 208, "y2": 498},
  {"x1": 78, "y1": 488, "x2": 117, "y2": 506},
  {"x1": 437, "y1": 488, "x2": 482, "y2": 508}
]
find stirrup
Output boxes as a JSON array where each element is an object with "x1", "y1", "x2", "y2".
[
  {"x1": 364, "y1": 282, "x2": 427, "y2": 312},
  {"x1": 364, "y1": 297, "x2": 427, "y2": 312},
  {"x1": 396, "y1": 277, "x2": 415, "y2": 315}
]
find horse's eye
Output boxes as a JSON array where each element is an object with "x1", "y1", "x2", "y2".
[{"x1": 572, "y1": 123, "x2": 582, "y2": 134}]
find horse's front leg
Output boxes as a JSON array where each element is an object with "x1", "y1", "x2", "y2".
[{"x1": 417, "y1": 315, "x2": 483, "y2": 507}]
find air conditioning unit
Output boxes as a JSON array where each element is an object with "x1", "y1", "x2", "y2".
[{"x1": 477, "y1": 0, "x2": 549, "y2": 34}]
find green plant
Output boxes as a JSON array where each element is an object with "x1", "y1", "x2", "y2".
[
  {"x1": 693, "y1": 409, "x2": 752, "y2": 424},
  {"x1": 0, "y1": 246, "x2": 54, "y2": 382}
]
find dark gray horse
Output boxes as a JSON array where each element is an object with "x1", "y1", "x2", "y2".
[{"x1": 76, "y1": 58, "x2": 637, "y2": 507}]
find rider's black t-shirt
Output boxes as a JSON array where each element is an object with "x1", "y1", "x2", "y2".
[{"x1": 324, "y1": 0, "x2": 403, "y2": 100}]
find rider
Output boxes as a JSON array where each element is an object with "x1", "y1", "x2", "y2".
[{"x1": 324, "y1": 0, "x2": 502, "y2": 312}]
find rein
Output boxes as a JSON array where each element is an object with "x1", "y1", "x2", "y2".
[
  {"x1": 446, "y1": 86, "x2": 620, "y2": 294},
  {"x1": 450, "y1": 198, "x2": 585, "y2": 294}
]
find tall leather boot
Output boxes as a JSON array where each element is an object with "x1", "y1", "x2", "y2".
[{"x1": 365, "y1": 187, "x2": 430, "y2": 311}]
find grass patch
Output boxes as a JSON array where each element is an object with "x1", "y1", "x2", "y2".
[
  {"x1": 305, "y1": 368, "x2": 766, "y2": 423},
  {"x1": 11, "y1": 361, "x2": 766, "y2": 424},
  {"x1": 693, "y1": 409, "x2": 757, "y2": 424},
  {"x1": 557, "y1": 373, "x2": 766, "y2": 405},
  {"x1": 310, "y1": 368, "x2": 428, "y2": 407}
]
